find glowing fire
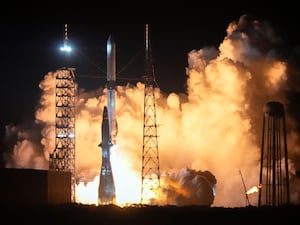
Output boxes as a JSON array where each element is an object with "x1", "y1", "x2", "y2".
[
  {"x1": 246, "y1": 186, "x2": 259, "y2": 195},
  {"x1": 76, "y1": 176, "x2": 99, "y2": 205},
  {"x1": 4, "y1": 14, "x2": 300, "y2": 207}
]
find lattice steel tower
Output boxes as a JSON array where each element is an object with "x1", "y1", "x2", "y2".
[
  {"x1": 141, "y1": 24, "x2": 161, "y2": 205},
  {"x1": 258, "y1": 101, "x2": 290, "y2": 206},
  {"x1": 49, "y1": 67, "x2": 76, "y2": 203}
]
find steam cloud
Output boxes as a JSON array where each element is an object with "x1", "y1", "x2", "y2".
[{"x1": 2, "y1": 14, "x2": 300, "y2": 207}]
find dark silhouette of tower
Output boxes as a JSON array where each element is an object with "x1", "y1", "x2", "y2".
[
  {"x1": 98, "y1": 106, "x2": 116, "y2": 204},
  {"x1": 258, "y1": 101, "x2": 290, "y2": 206},
  {"x1": 141, "y1": 24, "x2": 160, "y2": 205}
]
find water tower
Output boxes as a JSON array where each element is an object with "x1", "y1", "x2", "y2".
[{"x1": 258, "y1": 101, "x2": 290, "y2": 206}]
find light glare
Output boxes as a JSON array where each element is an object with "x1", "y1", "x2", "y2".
[{"x1": 60, "y1": 44, "x2": 72, "y2": 52}]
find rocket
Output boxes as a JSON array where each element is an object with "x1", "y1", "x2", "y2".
[
  {"x1": 106, "y1": 35, "x2": 118, "y2": 145},
  {"x1": 98, "y1": 35, "x2": 118, "y2": 205},
  {"x1": 98, "y1": 106, "x2": 116, "y2": 204}
]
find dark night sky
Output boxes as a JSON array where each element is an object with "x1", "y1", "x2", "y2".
[{"x1": 0, "y1": 5, "x2": 299, "y2": 138}]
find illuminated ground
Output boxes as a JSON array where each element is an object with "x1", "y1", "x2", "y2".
[{"x1": 1, "y1": 203, "x2": 299, "y2": 224}]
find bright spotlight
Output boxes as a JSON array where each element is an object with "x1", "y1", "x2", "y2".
[{"x1": 60, "y1": 43, "x2": 72, "y2": 52}]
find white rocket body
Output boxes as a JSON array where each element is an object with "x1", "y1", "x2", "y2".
[{"x1": 107, "y1": 35, "x2": 118, "y2": 145}]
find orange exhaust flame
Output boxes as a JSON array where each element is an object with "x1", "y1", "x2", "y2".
[
  {"x1": 246, "y1": 186, "x2": 259, "y2": 195},
  {"x1": 163, "y1": 179, "x2": 190, "y2": 198}
]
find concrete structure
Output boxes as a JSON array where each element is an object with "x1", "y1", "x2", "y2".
[{"x1": 0, "y1": 168, "x2": 71, "y2": 205}]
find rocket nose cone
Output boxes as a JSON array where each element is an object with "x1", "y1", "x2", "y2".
[
  {"x1": 107, "y1": 35, "x2": 115, "y2": 45},
  {"x1": 107, "y1": 35, "x2": 115, "y2": 55}
]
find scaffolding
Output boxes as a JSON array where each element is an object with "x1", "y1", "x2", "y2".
[
  {"x1": 49, "y1": 68, "x2": 76, "y2": 202},
  {"x1": 258, "y1": 101, "x2": 290, "y2": 206},
  {"x1": 141, "y1": 24, "x2": 160, "y2": 205}
]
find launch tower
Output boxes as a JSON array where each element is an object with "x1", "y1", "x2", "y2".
[
  {"x1": 141, "y1": 24, "x2": 161, "y2": 204},
  {"x1": 49, "y1": 24, "x2": 76, "y2": 202},
  {"x1": 258, "y1": 101, "x2": 290, "y2": 206},
  {"x1": 49, "y1": 67, "x2": 76, "y2": 203}
]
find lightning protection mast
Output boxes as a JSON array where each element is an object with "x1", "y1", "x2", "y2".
[
  {"x1": 49, "y1": 24, "x2": 76, "y2": 203},
  {"x1": 141, "y1": 24, "x2": 161, "y2": 205}
]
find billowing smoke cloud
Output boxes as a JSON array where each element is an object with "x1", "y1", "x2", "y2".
[
  {"x1": 3, "y1": 123, "x2": 46, "y2": 169},
  {"x1": 2, "y1": 14, "x2": 300, "y2": 207},
  {"x1": 161, "y1": 168, "x2": 216, "y2": 206}
]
